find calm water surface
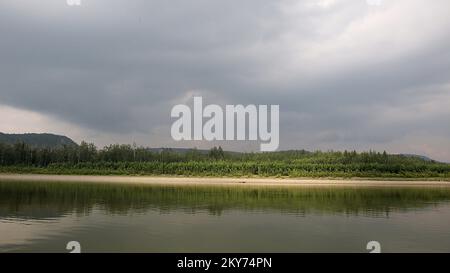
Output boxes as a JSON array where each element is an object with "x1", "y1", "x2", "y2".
[{"x1": 1, "y1": 180, "x2": 450, "y2": 253}]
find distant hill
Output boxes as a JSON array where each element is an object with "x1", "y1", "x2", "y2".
[
  {"x1": 148, "y1": 147, "x2": 209, "y2": 154},
  {"x1": 0, "y1": 132, "x2": 78, "y2": 148},
  {"x1": 148, "y1": 147, "x2": 242, "y2": 156},
  {"x1": 399, "y1": 154, "x2": 434, "y2": 162}
]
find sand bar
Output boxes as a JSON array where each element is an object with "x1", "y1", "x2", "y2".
[{"x1": 1, "y1": 174, "x2": 450, "y2": 187}]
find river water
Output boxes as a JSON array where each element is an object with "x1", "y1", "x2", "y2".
[{"x1": 1, "y1": 180, "x2": 450, "y2": 252}]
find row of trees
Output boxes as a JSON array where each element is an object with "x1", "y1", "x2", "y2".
[
  {"x1": 1, "y1": 141, "x2": 449, "y2": 178},
  {"x1": 0, "y1": 142, "x2": 227, "y2": 166},
  {"x1": 0, "y1": 142, "x2": 407, "y2": 166}
]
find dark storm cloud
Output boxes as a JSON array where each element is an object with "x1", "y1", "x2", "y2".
[
  {"x1": 0, "y1": 0, "x2": 449, "y2": 161},
  {"x1": 0, "y1": 0, "x2": 287, "y2": 132}
]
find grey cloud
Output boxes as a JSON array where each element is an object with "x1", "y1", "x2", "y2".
[{"x1": 0, "y1": 0, "x2": 449, "y2": 161}]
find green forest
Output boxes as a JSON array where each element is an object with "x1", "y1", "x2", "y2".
[{"x1": 1, "y1": 141, "x2": 449, "y2": 179}]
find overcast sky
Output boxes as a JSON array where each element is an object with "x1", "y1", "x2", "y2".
[{"x1": 0, "y1": 0, "x2": 449, "y2": 161}]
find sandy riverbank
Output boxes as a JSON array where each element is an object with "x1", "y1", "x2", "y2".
[{"x1": 1, "y1": 174, "x2": 450, "y2": 187}]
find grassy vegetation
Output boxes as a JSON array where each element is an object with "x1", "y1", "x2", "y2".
[
  {"x1": 1, "y1": 142, "x2": 449, "y2": 179},
  {"x1": 1, "y1": 161, "x2": 450, "y2": 180}
]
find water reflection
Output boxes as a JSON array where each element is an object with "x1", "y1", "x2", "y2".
[
  {"x1": 1, "y1": 180, "x2": 450, "y2": 252},
  {"x1": 1, "y1": 181, "x2": 450, "y2": 219}
]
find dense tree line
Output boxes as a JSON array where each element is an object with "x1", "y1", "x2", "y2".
[
  {"x1": 1, "y1": 141, "x2": 449, "y2": 178},
  {"x1": 0, "y1": 141, "x2": 225, "y2": 166}
]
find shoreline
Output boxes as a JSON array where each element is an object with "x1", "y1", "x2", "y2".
[{"x1": 1, "y1": 174, "x2": 450, "y2": 187}]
